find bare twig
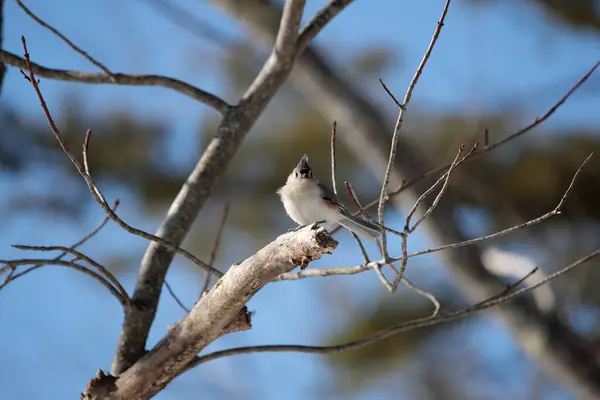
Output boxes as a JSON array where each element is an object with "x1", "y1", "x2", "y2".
[
  {"x1": 0, "y1": 49, "x2": 229, "y2": 114},
  {"x1": 19, "y1": 38, "x2": 222, "y2": 278},
  {"x1": 0, "y1": 258, "x2": 127, "y2": 305},
  {"x1": 189, "y1": 247, "x2": 600, "y2": 369},
  {"x1": 164, "y1": 279, "x2": 190, "y2": 313},
  {"x1": 344, "y1": 181, "x2": 403, "y2": 235},
  {"x1": 376, "y1": 237, "x2": 440, "y2": 313},
  {"x1": 329, "y1": 119, "x2": 379, "y2": 286},
  {"x1": 397, "y1": 273, "x2": 440, "y2": 317},
  {"x1": 394, "y1": 234, "x2": 409, "y2": 291},
  {"x1": 392, "y1": 144, "x2": 474, "y2": 290},
  {"x1": 400, "y1": 153, "x2": 592, "y2": 261},
  {"x1": 377, "y1": 0, "x2": 452, "y2": 261},
  {"x1": 330, "y1": 120, "x2": 338, "y2": 195},
  {"x1": 405, "y1": 143, "x2": 477, "y2": 233},
  {"x1": 68, "y1": 199, "x2": 120, "y2": 253},
  {"x1": 358, "y1": 61, "x2": 600, "y2": 216},
  {"x1": 295, "y1": 0, "x2": 354, "y2": 56},
  {"x1": 1, "y1": 199, "x2": 120, "y2": 294},
  {"x1": 341, "y1": 180, "x2": 392, "y2": 290},
  {"x1": 16, "y1": 0, "x2": 114, "y2": 76},
  {"x1": 200, "y1": 203, "x2": 230, "y2": 296},
  {"x1": 378, "y1": 78, "x2": 403, "y2": 110},
  {"x1": 11, "y1": 244, "x2": 130, "y2": 303},
  {"x1": 478, "y1": 267, "x2": 539, "y2": 305}
]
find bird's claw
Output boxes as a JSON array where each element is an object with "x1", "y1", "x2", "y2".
[
  {"x1": 287, "y1": 224, "x2": 307, "y2": 233},
  {"x1": 287, "y1": 221, "x2": 327, "y2": 233},
  {"x1": 311, "y1": 220, "x2": 326, "y2": 230}
]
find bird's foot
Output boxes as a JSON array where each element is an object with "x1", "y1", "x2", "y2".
[
  {"x1": 287, "y1": 224, "x2": 307, "y2": 233},
  {"x1": 287, "y1": 221, "x2": 327, "y2": 233},
  {"x1": 311, "y1": 220, "x2": 326, "y2": 230}
]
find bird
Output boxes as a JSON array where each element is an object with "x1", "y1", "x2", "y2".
[{"x1": 277, "y1": 154, "x2": 382, "y2": 241}]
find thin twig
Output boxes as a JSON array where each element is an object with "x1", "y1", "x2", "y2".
[
  {"x1": 295, "y1": 0, "x2": 354, "y2": 56},
  {"x1": 11, "y1": 244, "x2": 130, "y2": 303},
  {"x1": 377, "y1": 0, "x2": 452, "y2": 261},
  {"x1": 343, "y1": 180, "x2": 392, "y2": 290},
  {"x1": 330, "y1": 120, "x2": 338, "y2": 195},
  {"x1": 1, "y1": 199, "x2": 120, "y2": 295},
  {"x1": 0, "y1": 49, "x2": 229, "y2": 114},
  {"x1": 374, "y1": 238, "x2": 438, "y2": 310},
  {"x1": 398, "y1": 274, "x2": 440, "y2": 317},
  {"x1": 393, "y1": 234, "x2": 408, "y2": 291},
  {"x1": 0, "y1": 258, "x2": 127, "y2": 305},
  {"x1": 67, "y1": 199, "x2": 120, "y2": 253},
  {"x1": 16, "y1": 0, "x2": 114, "y2": 77},
  {"x1": 358, "y1": 61, "x2": 600, "y2": 216},
  {"x1": 164, "y1": 279, "x2": 190, "y2": 313},
  {"x1": 19, "y1": 37, "x2": 223, "y2": 278},
  {"x1": 329, "y1": 119, "x2": 378, "y2": 285},
  {"x1": 344, "y1": 181, "x2": 403, "y2": 235},
  {"x1": 378, "y1": 78, "x2": 403, "y2": 109},
  {"x1": 405, "y1": 144, "x2": 477, "y2": 233},
  {"x1": 350, "y1": 232, "x2": 370, "y2": 265},
  {"x1": 200, "y1": 203, "x2": 230, "y2": 296},
  {"x1": 477, "y1": 267, "x2": 539, "y2": 305},
  {"x1": 396, "y1": 143, "x2": 472, "y2": 290},
  {"x1": 399, "y1": 152, "x2": 592, "y2": 261},
  {"x1": 189, "y1": 247, "x2": 600, "y2": 369}
]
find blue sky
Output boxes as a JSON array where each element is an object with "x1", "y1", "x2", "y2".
[{"x1": 1, "y1": 0, "x2": 598, "y2": 398}]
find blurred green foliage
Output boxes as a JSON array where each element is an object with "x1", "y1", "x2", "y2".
[{"x1": 470, "y1": 0, "x2": 600, "y2": 31}]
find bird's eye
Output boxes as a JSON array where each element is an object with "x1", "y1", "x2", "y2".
[
  {"x1": 308, "y1": 170, "x2": 313, "y2": 178},
  {"x1": 294, "y1": 171, "x2": 298, "y2": 178}
]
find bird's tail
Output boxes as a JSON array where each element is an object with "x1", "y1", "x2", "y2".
[{"x1": 337, "y1": 210, "x2": 382, "y2": 241}]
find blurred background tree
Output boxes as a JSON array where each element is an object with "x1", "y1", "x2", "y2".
[{"x1": 1, "y1": 0, "x2": 600, "y2": 399}]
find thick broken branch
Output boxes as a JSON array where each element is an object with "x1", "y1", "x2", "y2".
[{"x1": 82, "y1": 226, "x2": 337, "y2": 400}]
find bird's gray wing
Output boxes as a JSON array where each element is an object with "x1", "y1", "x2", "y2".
[{"x1": 315, "y1": 180, "x2": 343, "y2": 208}]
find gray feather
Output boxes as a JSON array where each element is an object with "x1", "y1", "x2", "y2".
[{"x1": 338, "y1": 209, "x2": 382, "y2": 241}]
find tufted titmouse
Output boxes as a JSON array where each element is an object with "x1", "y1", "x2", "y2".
[{"x1": 277, "y1": 155, "x2": 382, "y2": 241}]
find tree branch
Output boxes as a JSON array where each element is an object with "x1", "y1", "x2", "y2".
[
  {"x1": 11, "y1": 244, "x2": 130, "y2": 304},
  {"x1": 82, "y1": 226, "x2": 337, "y2": 400},
  {"x1": 358, "y1": 60, "x2": 600, "y2": 214},
  {"x1": 0, "y1": 49, "x2": 229, "y2": 114},
  {"x1": 16, "y1": 0, "x2": 114, "y2": 76},
  {"x1": 19, "y1": 42, "x2": 221, "y2": 278},
  {"x1": 377, "y1": 0, "x2": 452, "y2": 261},
  {"x1": 188, "y1": 247, "x2": 600, "y2": 369},
  {"x1": 200, "y1": 203, "x2": 230, "y2": 296},
  {"x1": 295, "y1": 0, "x2": 354, "y2": 56},
  {"x1": 0, "y1": 258, "x2": 127, "y2": 306}
]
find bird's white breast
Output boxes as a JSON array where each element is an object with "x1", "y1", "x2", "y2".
[{"x1": 278, "y1": 178, "x2": 339, "y2": 226}]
